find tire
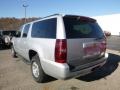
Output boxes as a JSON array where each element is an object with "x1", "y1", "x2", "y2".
[
  {"x1": 31, "y1": 54, "x2": 47, "y2": 83},
  {"x1": 11, "y1": 45, "x2": 17, "y2": 58}
]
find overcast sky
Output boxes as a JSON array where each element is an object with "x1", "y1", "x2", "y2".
[{"x1": 0, "y1": 0, "x2": 120, "y2": 18}]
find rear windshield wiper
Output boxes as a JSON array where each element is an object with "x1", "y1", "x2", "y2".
[{"x1": 95, "y1": 37, "x2": 104, "y2": 40}]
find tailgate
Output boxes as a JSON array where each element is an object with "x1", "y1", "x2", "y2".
[
  {"x1": 67, "y1": 38, "x2": 105, "y2": 67},
  {"x1": 63, "y1": 15, "x2": 106, "y2": 67}
]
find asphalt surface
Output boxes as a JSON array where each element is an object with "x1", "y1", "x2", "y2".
[{"x1": 0, "y1": 36, "x2": 120, "y2": 90}]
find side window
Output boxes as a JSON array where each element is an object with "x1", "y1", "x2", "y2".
[
  {"x1": 22, "y1": 24, "x2": 30, "y2": 38},
  {"x1": 31, "y1": 18, "x2": 57, "y2": 38}
]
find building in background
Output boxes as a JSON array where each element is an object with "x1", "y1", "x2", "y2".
[{"x1": 93, "y1": 14, "x2": 120, "y2": 36}]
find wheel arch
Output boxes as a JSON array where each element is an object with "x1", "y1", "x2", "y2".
[
  {"x1": 29, "y1": 49, "x2": 47, "y2": 76},
  {"x1": 29, "y1": 50, "x2": 37, "y2": 61},
  {"x1": 29, "y1": 49, "x2": 44, "y2": 63}
]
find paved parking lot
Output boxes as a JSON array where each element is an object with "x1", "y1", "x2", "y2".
[
  {"x1": 107, "y1": 36, "x2": 120, "y2": 51},
  {"x1": 0, "y1": 36, "x2": 120, "y2": 90}
]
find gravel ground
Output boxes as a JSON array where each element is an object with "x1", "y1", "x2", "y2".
[{"x1": 0, "y1": 49, "x2": 120, "y2": 90}]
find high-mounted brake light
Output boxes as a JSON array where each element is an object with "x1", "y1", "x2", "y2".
[
  {"x1": 55, "y1": 39, "x2": 67, "y2": 63},
  {"x1": 79, "y1": 16, "x2": 96, "y2": 22}
]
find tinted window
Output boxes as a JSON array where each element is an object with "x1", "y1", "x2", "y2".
[
  {"x1": 63, "y1": 17, "x2": 104, "y2": 39},
  {"x1": 9, "y1": 31, "x2": 16, "y2": 36},
  {"x1": 0, "y1": 31, "x2": 2, "y2": 36},
  {"x1": 2, "y1": 31, "x2": 10, "y2": 35},
  {"x1": 2, "y1": 31, "x2": 16, "y2": 36},
  {"x1": 31, "y1": 18, "x2": 57, "y2": 38},
  {"x1": 22, "y1": 24, "x2": 30, "y2": 37}
]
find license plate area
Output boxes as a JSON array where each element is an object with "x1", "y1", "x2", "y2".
[{"x1": 83, "y1": 42, "x2": 101, "y2": 58}]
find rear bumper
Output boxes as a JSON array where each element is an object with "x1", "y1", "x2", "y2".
[{"x1": 41, "y1": 53, "x2": 108, "y2": 79}]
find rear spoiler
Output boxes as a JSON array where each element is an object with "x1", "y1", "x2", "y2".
[{"x1": 64, "y1": 15, "x2": 96, "y2": 22}]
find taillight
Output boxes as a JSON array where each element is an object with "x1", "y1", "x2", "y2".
[{"x1": 55, "y1": 39, "x2": 67, "y2": 63}]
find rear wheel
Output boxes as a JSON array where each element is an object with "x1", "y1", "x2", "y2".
[
  {"x1": 11, "y1": 45, "x2": 17, "y2": 58},
  {"x1": 31, "y1": 54, "x2": 47, "y2": 83}
]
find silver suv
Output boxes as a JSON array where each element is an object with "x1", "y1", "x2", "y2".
[{"x1": 11, "y1": 14, "x2": 108, "y2": 83}]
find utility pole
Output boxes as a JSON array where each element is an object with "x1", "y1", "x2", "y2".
[{"x1": 23, "y1": 4, "x2": 28, "y2": 23}]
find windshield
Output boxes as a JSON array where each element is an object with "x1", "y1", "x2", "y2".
[{"x1": 63, "y1": 16, "x2": 104, "y2": 39}]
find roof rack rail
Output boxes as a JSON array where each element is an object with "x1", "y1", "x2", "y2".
[{"x1": 42, "y1": 14, "x2": 61, "y2": 19}]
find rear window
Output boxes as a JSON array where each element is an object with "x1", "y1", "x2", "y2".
[
  {"x1": 31, "y1": 18, "x2": 57, "y2": 38},
  {"x1": 63, "y1": 16, "x2": 104, "y2": 39}
]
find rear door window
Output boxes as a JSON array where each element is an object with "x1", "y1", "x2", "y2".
[{"x1": 63, "y1": 16, "x2": 104, "y2": 39}]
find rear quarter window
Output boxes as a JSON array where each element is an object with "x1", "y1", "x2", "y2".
[{"x1": 31, "y1": 18, "x2": 57, "y2": 38}]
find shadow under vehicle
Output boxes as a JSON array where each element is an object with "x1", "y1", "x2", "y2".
[{"x1": 77, "y1": 53, "x2": 120, "y2": 82}]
